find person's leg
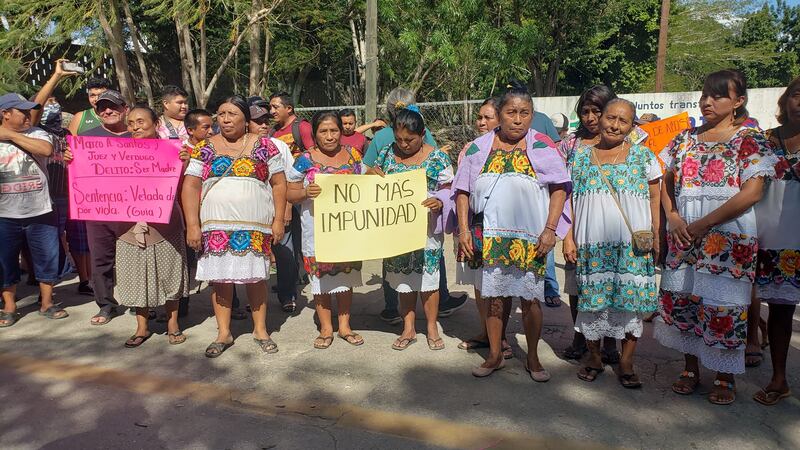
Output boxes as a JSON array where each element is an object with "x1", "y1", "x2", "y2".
[
  {"x1": 0, "y1": 218, "x2": 24, "y2": 322},
  {"x1": 578, "y1": 339, "x2": 603, "y2": 381},
  {"x1": 461, "y1": 288, "x2": 488, "y2": 346},
  {"x1": 565, "y1": 295, "x2": 587, "y2": 357},
  {"x1": 760, "y1": 303, "x2": 796, "y2": 395},
  {"x1": 710, "y1": 372, "x2": 737, "y2": 404},
  {"x1": 165, "y1": 300, "x2": 181, "y2": 336},
  {"x1": 134, "y1": 308, "x2": 150, "y2": 336},
  {"x1": 245, "y1": 281, "x2": 270, "y2": 341},
  {"x1": 382, "y1": 266, "x2": 399, "y2": 314},
  {"x1": 672, "y1": 353, "x2": 701, "y2": 394},
  {"x1": 620, "y1": 334, "x2": 639, "y2": 377},
  {"x1": 66, "y1": 219, "x2": 93, "y2": 293},
  {"x1": 335, "y1": 290, "x2": 359, "y2": 339},
  {"x1": 544, "y1": 252, "x2": 561, "y2": 306},
  {"x1": 24, "y1": 214, "x2": 62, "y2": 313},
  {"x1": 273, "y1": 226, "x2": 298, "y2": 308},
  {"x1": 211, "y1": 283, "x2": 235, "y2": 343},
  {"x1": 315, "y1": 293, "x2": 334, "y2": 339},
  {"x1": 521, "y1": 299, "x2": 546, "y2": 372},
  {"x1": 479, "y1": 297, "x2": 507, "y2": 369},
  {"x1": 421, "y1": 290, "x2": 442, "y2": 347},
  {"x1": 438, "y1": 255, "x2": 468, "y2": 316},
  {"x1": 395, "y1": 292, "x2": 418, "y2": 347},
  {"x1": 438, "y1": 256, "x2": 450, "y2": 302},
  {"x1": 745, "y1": 290, "x2": 763, "y2": 367},
  {"x1": 86, "y1": 222, "x2": 121, "y2": 319}
]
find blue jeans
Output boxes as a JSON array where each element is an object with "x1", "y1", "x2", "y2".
[
  {"x1": 384, "y1": 254, "x2": 450, "y2": 312},
  {"x1": 544, "y1": 252, "x2": 559, "y2": 298},
  {"x1": 0, "y1": 212, "x2": 61, "y2": 288}
]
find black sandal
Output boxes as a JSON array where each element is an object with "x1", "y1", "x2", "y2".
[
  {"x1": 38, "y1": 305, "x2": 68, "y2": 320},
  {"x1": 124, "y1": 333, "x2": 153, "y2": 348},
  {"x1": 255, "y1": 337, "x2": 279, "y2": 353},
  {"x1": 619, "y1": 373, "x2": 643, "y2": 389},
  {"x1": 578, "y1": 366, "x2": 605, "y2": 382},
  {"x1": 0, "y1": 311, "x2": 20, "y2": 328},
  {"x1": 205, "y1": 341, "x2": 233, "y2": 358}
]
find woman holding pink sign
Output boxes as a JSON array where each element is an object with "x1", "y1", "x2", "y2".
[{"x1": 182, "y1": 96, "x2": 287, "y2": 358}]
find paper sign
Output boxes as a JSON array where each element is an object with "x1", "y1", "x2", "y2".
[
  {"x1": 66, "y1": 136, "x2": 183, "y2": 224},
  {"x1": 313, "y1": 169, "x2": 428, "y2": 262},
  {"x1": 639, "y1": 112, "x2": 691, "y2": 164}
]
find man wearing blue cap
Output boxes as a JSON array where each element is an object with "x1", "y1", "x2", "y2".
[{"x1": 0, "y1": 93, "x2": 68, "y2": 327}]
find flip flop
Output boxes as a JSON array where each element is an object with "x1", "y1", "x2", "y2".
[
  {"x1": 0, "y1": 311, "x2": 21, "y2": 328},
  {"x1": 526, "y1": 364, "x2": 551, "y2": 383},
  {"x1": 577, "y1": 366, "x2": 605, "y2": 382},
  {"x1": 745, "y1": 352, "x2": 763, "y2": 368},
  {"x1": 753, "y1": 389, "x2": 792, "y2": 406},
  {"x1": 38, "y1": 305, "x2": 68, "y2": 320},
  {"x1": 544, "y1": 296, "x2": 562, "y2": 308},
  {"x1": 168, "y1": 331, "x2": 187, "y2": 345},
  {"x1": 457, "y1": 339, "x2": 489, "y2": 350},
  {"x1": 671, "y1": 371, "x2": 699, "y2": 395},
  {"x1": 124, "y1": 333, "x2": 153, "y2": 348},
  {"x1": 314, "y1": 335, "x2": 334, "y2": 349},
  {"x1": 205, "y1": 341, "x2": 233, "y2": 358},
  {"x1": 427, "y1": 337, "x2": 445, "y2": 351},
  {"x1": 338, "y1": 333, "x2": 364, "y2": 346},
  {"x1": 392, "y1": 337, "x2": 417, "y2": 351},
  {"x1": 90, "y1": 309, "x2": 115, "y2": 326},
  {"x1": 708, "y1": 379, "x2": 736, "y2": 405},
  {"x1": 472, "y1": 359, "x2": 506, "y2": 377},
  {"x1": 254, "y1": 337, "x2": 279, "y2": 354},
  {"x1": 619, "y1": 373, "x2": 643, "y2": 389},
  {"x1": 502, "y1": 343, "x2": 513, "y2": 359}
]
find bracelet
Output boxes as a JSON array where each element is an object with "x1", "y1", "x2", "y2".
[
  {"x1": 458, "y1": 231, "x2": 470, "y2": 236},
  {"x1": 545, "y1": 224, "x2": 557, "y2": 232}
]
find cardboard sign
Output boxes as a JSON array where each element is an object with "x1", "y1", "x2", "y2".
[
  {"x1": 66, "y1": 136, "x2": 183, "y2": 223},
  {"x1": 639, "y1": 112, "x2": 692, "y2": 161},
  {"x1": 313, "y1": 169, "x2": 428, "y2": 262}
]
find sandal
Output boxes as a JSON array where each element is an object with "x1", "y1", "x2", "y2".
[
  {"x1": 563, "y1": 344, "x2": 588, "y2": 360},
  {"x1": 205, "y1": 340, "x2": 233, "y2": 358},
  {"x1": 338, "y1": 333, "x2": 364, "y2": 346},
  {"x1": 745, "y1": 352, "x2": 763, "y2": 368},
  {"x1": 90, "y1": 309, "x2": 115, "y2": 326},
  {"x1": 472, "y1": 359, "x2": 505, "y2": 377},
  {"x1": 392, "y1": 337, "x2": 417, "y2": 351},
  {"x1": 168, "y1": 331, "x2": 187, "y2": 345},
  {"x1": 708, "y1": 379, "x2": 736, "y2": 405},
  {"x1": 457, "y1": 339, "x2": 489, "y2": 350},
  {"x1": 544, "y1": 296, "x2": 562, "y2": 308},
  {"x1": 314, "y1": 335, "x2": 334, "y2": 349},
  {"x1": 601, "y1": 348, "x2": 620, "y2": 365},
  {"x1": 0, "y1": 311, "x2": 21, "y2": 328},
  {"x1": 38, "y1": 305, "x2": 68, "y2": 320},
  {"x1": 281, "y1": 300, "x2": 296, "y2": 313},
  {"x1": 427, "y1": 337, "x2": 445, "y2": 351},
  {"x1": 124, "y1": 333, "x2": 153, "y2": 348},
  {"x1": 526, "y1": 364, "x2": 551, "y2": 382},
  {"x1": 502, "y1": 343, "x2": 513, "y2": 359},
  {"x1": 753, "y1": 388, "x2": 792, "y2": 406},
  {"x1": 672, "y1": 371, "x2": 699, "y2": 395},
  {"x1": 619, "y1": 373, "x2": 643, "y2": 389},
  {"x1": 578, "y1": 366, "x2": 605, "y2": 382},
  {"x1": 254, "y1": 337, "x2": 279, "y2": 354}
]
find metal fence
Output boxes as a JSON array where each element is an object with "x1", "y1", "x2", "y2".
[{"x1": 296, "y1": 100, "x2": 484, "y2": 164}]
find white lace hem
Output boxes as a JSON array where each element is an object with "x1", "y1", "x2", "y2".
[
  {"x1": 660, "y1": 267, "x2": 751, "y2": 306},
  {"x1": 576, "y1": 309, "x2": 643, "y2": 340},
  {"x1": 386, "y1": 270, "x2": 439, "y2": 294},
  {"x1": 477, "y1": 266, "x2": 544, "y2": 300},
  {"x1": 310, "y1": 270, "x2": 363, "y2": 296},
  {"x1": 757, "y1": 282, "x2": 800, "y2": 305},
  {"x1": 653, "y1": 319, "x2": 744, "y2": 374},
  {"x1": 196, "y1": 253, "x2": 270, "y2": 283}
]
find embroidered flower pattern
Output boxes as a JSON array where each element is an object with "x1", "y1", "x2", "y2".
[
  {"x1": 659, "y1": 290, "x2": 747, "y2": 350},
  {"x1": 201, "y1": 230, "x2": 271, "y2": 258}
]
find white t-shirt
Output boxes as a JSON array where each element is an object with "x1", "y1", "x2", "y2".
[{"x1": 0, "y1": 127, "x2": 54, "y2": 219}]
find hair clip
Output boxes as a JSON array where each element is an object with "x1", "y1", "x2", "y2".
[
  {"x1": 394, "y1": 101, "x2": 407, "y2": 109},
  {"x1": 405, "y1": 104, "x2": 421, "y2": 114}
]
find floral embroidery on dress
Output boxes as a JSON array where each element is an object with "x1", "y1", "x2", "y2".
[
  {"x1": 659, "y1": 290, "x2": 747, "y2": 350},
  {"x1": 190, "y1": 137, "x2": 279, "y2": 182},
  {"x1": 570, "y1": 144, "x2": 655, "y2": 197},
  {"x1": 576, "y1": 241, "x2": 654, "y2": 277},
  {"x1": 201, "y1": 230, "x2": 272, "y2": 258},
  {"x1": 293, "y1": 146, "x2": 362, "y2": 183},
  {"x1": 579, "y1": 279, "x2": 658, "y2": 313},
  {"x1": 480, "y1": 149, "x2": 536, "y2": 176},
  {"x1": 666, "y1": 230, "x2": 758, "y2": 282},
  {"x1": 757, "y1": 249, "x2": 800, "y2": 288},
  {"x1": 482, "y1": 236, "x2": 546, "y2": 276},
  {"x1": 303, "y1": 257, "x2": 361, "y2": 278}
]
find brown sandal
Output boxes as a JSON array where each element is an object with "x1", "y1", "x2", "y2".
[
  {"x1": 314, "y1": 335, "x2": 333, "y2": 349},
  {"x1": 672, "y1": 370, "x2": 699, "y2": 395},
  {"x1": 337, "y1": 333, "x2": 364, "y2": 346},
  {"x1": 168, "y1": 331, "x2": 187, "y2": 345},
  {"x1": 753, "y1": 388, "x2": 792, "y2": 406},
  {"x1": 392, "y1": 337, "x2": 416, "y2": 351},
  {"x1": 427, "y1": 337, "x2": 445, "y2": 350},
  {"x1": 708, "y1": 379, "x2": 736, "y2": 405}
]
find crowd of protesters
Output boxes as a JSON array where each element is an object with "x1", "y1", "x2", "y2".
[{"x1": 1, "y1": 60, "x2": 798, "y2": 407}]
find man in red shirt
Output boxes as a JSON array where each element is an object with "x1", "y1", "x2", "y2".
[
  {"x1": 269, "y1": 92, "x2": 314, "y2": 157},
  {"x1": 337, "y1": 108, "x2": 367, "y2": 155}
]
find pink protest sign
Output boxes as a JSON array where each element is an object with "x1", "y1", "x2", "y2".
[{"x1": 66, "y1": 136, "x2": 183, "y2": 224}]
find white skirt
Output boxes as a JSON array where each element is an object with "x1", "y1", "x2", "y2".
[{"x1": 196, "y1": 252, "x2": 270, "y2": 284}]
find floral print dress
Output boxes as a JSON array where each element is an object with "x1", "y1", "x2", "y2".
[
  {"x1": 570, "y1": 143, "x2": 661, "y2": 340},
  {"x1": 184, "y1": 137, "x2": 285, "y2": 283},
  {"x1": 654, "y1": 127, "x2": 777, "y2": 374},
  {"x1": 755, "y1": 129, "x2": 800, "y2": 305},
  {"x1": 375, "y1": 144, "x2": 453, "y2": 293},
  {"x1": 290, "y1": 146, "x2": 364, "y2": 295}
]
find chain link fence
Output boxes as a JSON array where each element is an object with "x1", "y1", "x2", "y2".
[{"x1": 296, "y1": 100, "x2": 485, "y2": 166}]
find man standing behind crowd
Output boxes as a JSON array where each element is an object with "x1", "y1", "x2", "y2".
[
  {"x1": 78, "y1": 90, "x2": 132, "y2": 324},
  {"x1": 269, "y1": 92, "x2": 314, "y2": 157},
  {"x1": 337, "y1": 108, "x2": 367, "y2": 155},
  {"x1": 158, "y1": 85, "x2": 189, "y2": 140},
  {"x1": 66, "y1": 77, "x2": 112, "y2": 136},
  {"x1": 0, "y1": 93, "x2": 67, "y2": 327}
]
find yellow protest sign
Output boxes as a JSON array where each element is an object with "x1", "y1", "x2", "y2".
[
  {"x1": 639, "y1": 112, "x2": 691, "y2": 165},
  {"x1": 313, "y1": 169, "x2": 428, "y2": 262}
]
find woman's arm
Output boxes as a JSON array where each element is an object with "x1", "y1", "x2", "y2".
[
  {"x1": 286, "y1": 180, "x2": 322, "y2": 204},
  {"x1": 562, "y1": 196, "x2": 577, "y2": 264},
  {"x1": 648, "y1": 179, "x2": 662, "y2": 263},
  {"x1": 181, "y1": 176, "x2": 203, "y2": 251},
  {"x1": 536, "y1": 184, "x2": 567, "y2": 256},
  {"x1": 456, "y1": 191, "x2": 473, "y2": 259},
  {"x1": 269, "y1": 172, "x2": 288, "y2": 244},
  {"x1": 661, "y1": 171, "x2": 692, "y2": 249}
]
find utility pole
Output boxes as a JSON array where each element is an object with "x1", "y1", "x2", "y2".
[
  {"x1": 655, "y1": 0, "x2": 670, "y2": 92},
  {"x1": 365, "y1": 0, "x2": 378, "y2": 123}
]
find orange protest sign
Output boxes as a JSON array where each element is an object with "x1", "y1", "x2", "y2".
[{"x1": 639, "y1": 112, "x2": 691, "y2": 166}]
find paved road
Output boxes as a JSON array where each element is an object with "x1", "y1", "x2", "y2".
[{"x1": 1, "y1": 239, "x2": 798, "y2": 449}]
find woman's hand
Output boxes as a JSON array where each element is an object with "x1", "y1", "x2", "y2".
[
  {"x1": 306, "y1": 183, "x2": 322, "y2": 199},
  {"x1": 458, "y1": 231, "x2": 474, "y2": 260},
  {"x1": 422, "y1": 197, "x2": 443, "y2": 212},
  {"x1": 365, "y1": 166, "x2": 385, "y2": 177},
  {"x1": 63, "y1": 148, "x2": 74, "y2": 163},
  {"x1": 535, "y1": 228, "x2": 557, "y2": 256},
  {"x1": 179, "y1": 146, "x2": 191, "y2": 161},
  {"x1": 686, "y1": 218, "x2": 711, "y2": 246},
  {"x1": 667, "y1": 212, "x2": 692, "y2": 249},
  {"x1": 271, "y1": 220, "x2": 285, "y2": 245},
  {"x1": 562, "y1": 236, "x2": 577, "y2": 264},
  {"x1": 186, "y1": 224, "x2": 202, "y2": 252}
]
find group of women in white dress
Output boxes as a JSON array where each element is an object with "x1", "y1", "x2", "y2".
[{"x1": 68, "y1": 69, "x2": 799, "y2": 407}]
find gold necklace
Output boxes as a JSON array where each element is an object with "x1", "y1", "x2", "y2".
[{"x1": 593, "y1": 142, "x2": 627, "y2": 165}]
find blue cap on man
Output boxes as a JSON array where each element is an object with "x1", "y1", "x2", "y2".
[{"x1": 0, "y1": 93, "x2": 41, "y2": 111}]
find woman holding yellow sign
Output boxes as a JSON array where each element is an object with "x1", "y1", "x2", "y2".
[
  {"x1": 368, "y1": 106, "x2": 454, "y2": 351},
  {"x1": 287, "y1": 111, "x2": 365, "y2": 349},
  {"x1": 454, "y1": 82, "x2": 570, "y2": 380}
]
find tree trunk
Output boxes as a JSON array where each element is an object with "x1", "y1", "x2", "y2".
[
  {"x1": 175, "y1": 19, "x2": 194, "y2": 103},
  {"x1": 121, "y1": 0, "x2": 154, "y2": 107},
  {"x1": 291, "y1": 65, "x2": 311, "y2": 105},
  {"x1": 248, "y1": 0, "x2": 263, "y2": 95},
  {"x1": 261, "y1": 24, "x2": 271, "y2": 92},
  {"x1": 349, "y1": 16, "x2": 365, "y2": 84},
  {"x1": 178, "y1": 20, "x2": 204, "y2": 107},
  {"x1": 97, "y1": 0, "x2": 136, "y2": 105}
]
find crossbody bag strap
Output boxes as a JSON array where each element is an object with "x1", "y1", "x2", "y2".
[{"x1": 590, "y1": 147, "x2": 635, "y2": 237}]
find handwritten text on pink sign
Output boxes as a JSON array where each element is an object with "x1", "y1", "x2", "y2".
[{"x1": 67, "y1": 136, "x2": 182, "y2": 223}]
